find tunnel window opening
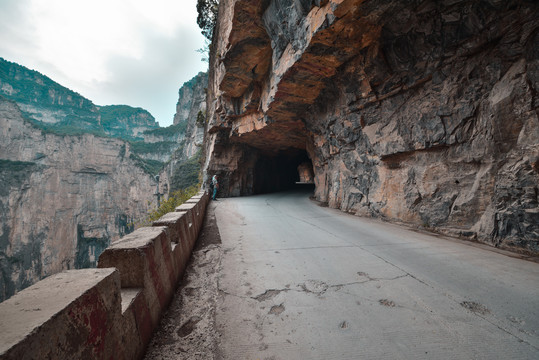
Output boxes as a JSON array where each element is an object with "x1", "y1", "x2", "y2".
[{"x1": 253, "y1": 148, "x2": 314, "y2": 194}]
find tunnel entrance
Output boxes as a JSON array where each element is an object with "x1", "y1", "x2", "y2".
[{"x1": 253, "y1": 148, "x2": 314, "y2": 194}]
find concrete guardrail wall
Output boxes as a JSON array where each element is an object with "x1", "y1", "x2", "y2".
[{"x1": 0, "y1": 191, "x2": 210, "y2": 360}]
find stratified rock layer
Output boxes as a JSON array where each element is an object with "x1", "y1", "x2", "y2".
[
  {"x1": 173, "y1": 72, "x2": 208, "y2": 160},
  {"x1": 0, "y1": 98, "x2": 157, "y2": 302},
  {"x1": 160, "y1": 72, "x2": 208, "y2": 194},
  {"x1": 204, "y1": 0, "x2": 539, "y2": 253}
]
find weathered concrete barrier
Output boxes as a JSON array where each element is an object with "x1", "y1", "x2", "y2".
[
  {"x1": 0, "y1": 269, "x2": 122, "y2": 360},
  {"x1": 0, "y1": 191, "x2": 210, "y2": 360}
]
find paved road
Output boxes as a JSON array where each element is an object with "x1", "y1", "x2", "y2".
[{"x1": 213, "y1": 187, "x2": 539, "y2": 359}]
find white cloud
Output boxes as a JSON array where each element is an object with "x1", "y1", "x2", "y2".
[
  {"x1": 0, "y1": 0, "x2": 208, "y2": 126},
  {"x1": 0, "y1": 0, "x2": 37, "y2": 59}
]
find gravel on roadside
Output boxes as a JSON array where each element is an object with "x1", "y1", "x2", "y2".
[{"x1": 144, "y1": 202, "x2": 222, "y2": 360}]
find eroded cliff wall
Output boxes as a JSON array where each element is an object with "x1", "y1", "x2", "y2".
[
  {"x1": 162, "y1": 72, "x2": 208, "y2": 193},
  {"x1": 173, "y1": 71, "x2": 208, "y2": 159},
  {"x1": 0, "y1": 98, "x2": 157, "y2": 301},
  {"x1": 204, "y1": 0, "x2": 539, "y2": 253}
]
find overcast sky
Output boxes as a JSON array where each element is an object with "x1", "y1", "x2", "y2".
[{"x1": 0, "y1": 0, "x2": 208, "y2": 127}]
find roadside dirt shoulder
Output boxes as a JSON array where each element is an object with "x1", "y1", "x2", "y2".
[{"x1": 144, "y1": 201, "x2": 222, "y2": 359}]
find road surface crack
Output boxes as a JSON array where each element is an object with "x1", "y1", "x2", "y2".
[
  {"x1": 218, "y1": 289, "x2": 252, "y2": 300},
  {"x1": 356, "y1": 272, "x2": 410, "y2": 282},
  {"x1": 253, "y1": 289, "x2": 288, "y2": 301},
  {"x1": 250, "y1": 274, "x2": 413, "y2": 302}
]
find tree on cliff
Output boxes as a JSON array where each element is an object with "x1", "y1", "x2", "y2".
[{"x1": 196, "y1": 0, "x2": 219, "y2": 40}]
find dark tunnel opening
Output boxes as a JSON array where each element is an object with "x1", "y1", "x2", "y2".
[{"x1": 253, "y1": 148, "x2": 314, "y2": 194}]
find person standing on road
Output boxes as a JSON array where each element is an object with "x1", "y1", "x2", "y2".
[{"x1": 211, "y1": 175, "x2": 219, "y2": 200}]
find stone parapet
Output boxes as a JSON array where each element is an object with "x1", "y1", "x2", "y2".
[
  {"x1": 0, "y1": 269, "x2": 121, "y2": 360},
  {"x1": 0, "y1": 191, "x2": 210, "y2": 359}
]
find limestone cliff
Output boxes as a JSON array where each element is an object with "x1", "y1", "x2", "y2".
[
  {"x1": 162, "y1": 72, "x2": 208, "y2": 193},
  {"x1": 173, "y1": 71, "x2": 208, "y2": 159},
  {"x1": 0, "y1": 57, "x2": 192, "y2": 175},
  {"x1": 0, "y1": 58, "x2": 99, "y2": 130},
  {"x1": 0, "y1": 97, "x2": 158, "y2": 302},
  {"x1": 203, "y1": 0, "x2": 539, "y2": 254},
  {"x1": 98, "y1": 105, "x2": 159, "y2": 139},
  {"x1": 0, "y1": 60, "x2": 207, "y2": 302}
]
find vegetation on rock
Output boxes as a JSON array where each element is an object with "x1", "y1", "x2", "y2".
[
  {"x1": 0, "y1": 58, "x2": 95, "y2": 114},
  {"x1": 129, "y1": 153, "x2": 164, "y2": 176},
  {"x1": 129, "y1": 141, "x2": 178, "y2": 155},
  {"x1": 143, "y1": 122, "x2": 187, "y2": 137},
  {"x1": 196, "y1": 0, "x2": 219, "y2": 40},
  {"x1": 1, "y1": 58, "x2": 192, "y2": 177},
  {"x1": 196, "y1": 110, "x2": 206, "y2": 127},
  {"x1": 170, "y1": 151, "x2": 202, "y2": 193},
  {"x1": 99, "y1": 105, "x2": 156, "y2": 126},
  {"x1": 146, "y1": 185, "x2": 199, "y2": 223},
  {"x1": 0, "y1": 159, "x2": 37, "y2": 171},
  {"x1": 24, "y1": 116, "x2": 108, "y2": 138},
  {"x1": 99, "y1": 105, "x2": 159, "y2": 139}
]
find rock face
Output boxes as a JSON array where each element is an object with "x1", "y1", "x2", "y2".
[
  {"x1": 0, "y1": 58, "x2": 99, "y2": 128},
  {"x1": 161, "y1": 72, "x2": 208, "y2": 193},
  {"x1": 0, "y1": 60, "x2": 208, "y2": 302},
  {"x1": 203, "y1": 0, "x2": 539, "y2": 254},
  {"x1": 0, "y1": 98, "x2": 158, "y2": 302},
  {"x1": 98, "y1": 105, "x2": 159, "y2": 139},
  {"x1": 173, "y1": 72, "x2": 208, "y2": 159}
]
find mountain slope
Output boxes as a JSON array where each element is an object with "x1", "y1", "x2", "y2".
[
  {"x1": 0, "y1": 97, "x2": 158, "y2": 302},
  {"x1": 0, "y1": 57, "x2": 160, "y2": 140},
  {"x1": 0, "y1": 59, "x2": 208, "y2": 302}
]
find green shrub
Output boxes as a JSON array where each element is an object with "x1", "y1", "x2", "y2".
[
  {"x1": 22, "y1": 114, "x2": 108, "y2": 138},
  {"x1": 99, "y1": 105, "x2": 156, "y2": 127},
  {"x1": 143, "y1": 122, "x2": 187, "y2": 137},
  {"x1": 129, "y1": 154, "x2": 164, "y2": 176},
  {"x1": 196, "y1": 110, "x2": 206, "y2": 127},
  {"x1": 129, "y1": 141, "x2": 177, "y2": 155},
  {"x1": 170, "y1": 151, "x2": 202, "y2": 193},
  {"x1": 146, "y1": 185, "x2": 199, "y2": 222},
  {"x1": 0, "y1": 159, "x2": 36, "y2": 171}
]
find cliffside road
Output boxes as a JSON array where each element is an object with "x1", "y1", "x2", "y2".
[{"x1": 213, "y1": 187, "x2": 539, "y2": 359}]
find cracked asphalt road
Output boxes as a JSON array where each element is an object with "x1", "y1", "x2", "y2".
[{"x1": 213, "y1": 187, "x2": 539, "y2": 359}]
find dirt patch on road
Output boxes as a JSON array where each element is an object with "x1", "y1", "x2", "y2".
[
  {"x1": 460, "y1": 301, "x2": 490, "y2": 315},
  {"x1": 194, "y1": 201, "x2": 222, "y2": 250},
  {"x1": 254, "y1": 289, "x2": 284, "y2": 302},
  {"x1": 268, "y1": 304, "x2": 285, "y2": 315},
  {"x1": 379, "y1": 299, "x2": 396, "y2": 307},
  {"x1": 144, "y1": 202, "x2": 222, "y2": 360}
]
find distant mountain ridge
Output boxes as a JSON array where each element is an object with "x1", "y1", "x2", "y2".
[
  {"x1": 98, "y1": 104, "x2": 159, "y2": 140},
  {"x1": 0, "y1": 57, "x2": 197, "y2": 176},
  {"x1": 0, "y1": 57, "x2": 159, "y2": 140}
]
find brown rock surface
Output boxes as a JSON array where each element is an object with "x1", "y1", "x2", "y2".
[
  {"x1": 172, "y1": 72, "x2": 208, "y2": 159},
  {"x1": 160, "y1": 72, "x2": 208, "y2": 193},
  {"x1": 204, "y1": 0, "x2": 539, "y2": 253}
]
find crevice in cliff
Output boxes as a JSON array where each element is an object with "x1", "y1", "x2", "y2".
[
  {"x1": 348, "y1": 74, "x2": 433, "y2": 114},
  {"x1": 380, "y1": 144, "x2": 451, "y2": 165}
]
